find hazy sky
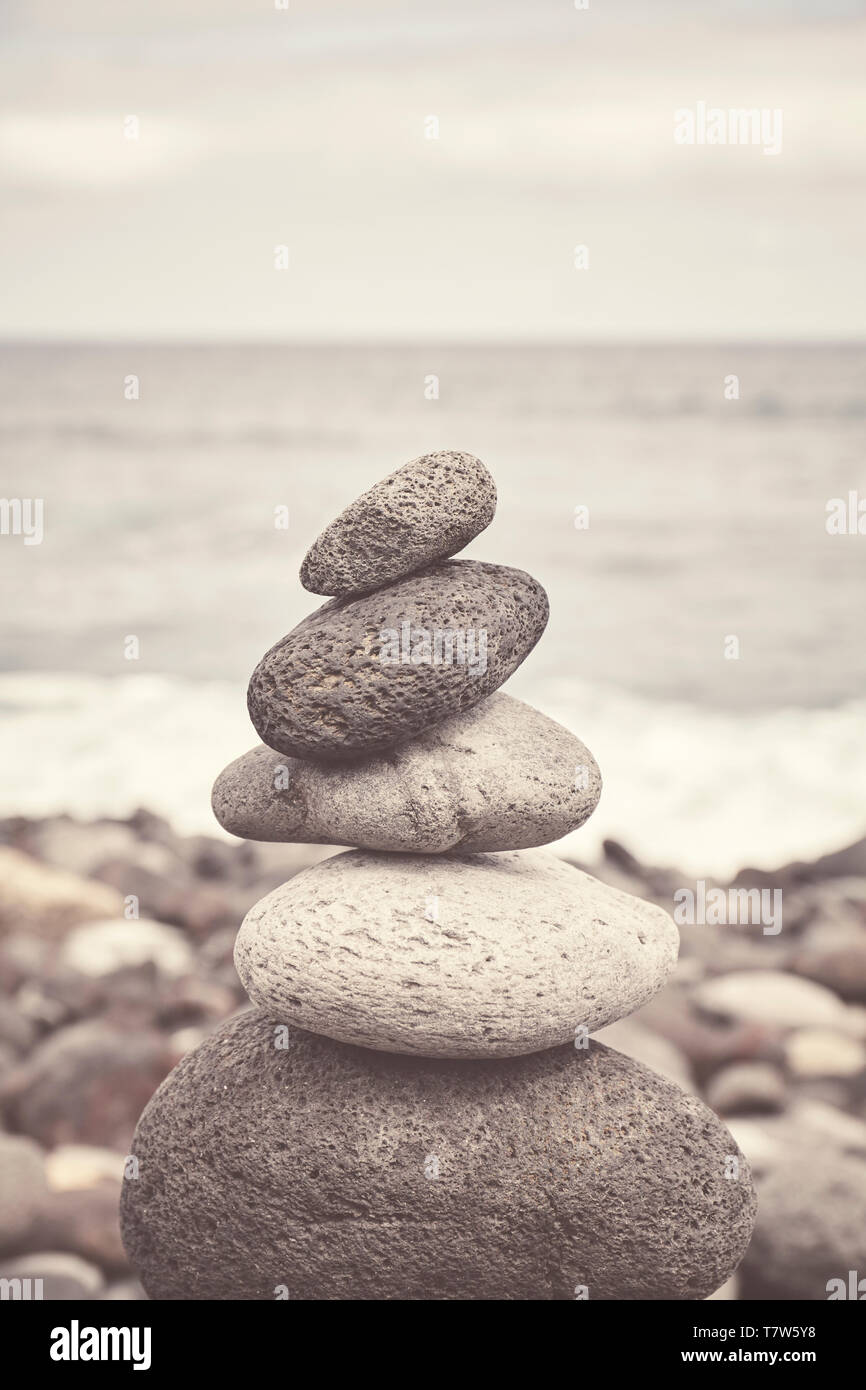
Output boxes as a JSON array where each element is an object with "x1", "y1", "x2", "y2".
[{"x1": 2, "y1": 0, "x2": 865, "y2": 340}]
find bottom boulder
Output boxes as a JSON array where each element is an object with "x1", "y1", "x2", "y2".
[{"x1": 120, "y1": 1009, "x2": 756, "y2": 1300}]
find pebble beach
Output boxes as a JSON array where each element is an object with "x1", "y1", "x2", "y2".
[
  {"x1": 3, "y1": 446, "x2": 866, "y2": 1299},
  {"x1": 2, "y1": 808, "x2": 866, "y2": 1298}
]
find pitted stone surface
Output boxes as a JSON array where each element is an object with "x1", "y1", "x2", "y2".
[
  {"x1": 213, "y1": 694, "x2": 601, "y2": 852},
  {"x1": 247, "y1": 560, "x2": 548, "y2": 761},
  {"x1": 233, "y1": 848, "x2": 679, "y2": 1056},
  {"x1": 300, "y1": 450, "x2": 496, "y2": 597},
  {"x1": 119, "y1": 1009, "x2": 757, "y2": 1301}
]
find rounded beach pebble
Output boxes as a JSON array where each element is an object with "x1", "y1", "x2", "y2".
[
  {"x1": 0, "y1": 1132, "x2": 49, "y2": 1254},
  {"x1": 213, "y1": 693, "x2": 601, "y2": 853},
  {"x1": 233, "y1": 848, "x2": 679, "y2": 1056},
  {"x1": 247, "y1": 559, "x2": 548, "y2": 761},
  {"x1": 300, "y1": 450, "x2": 496, "y2": 597},
  {"x1": 119, "y1": 1009, "x2": 757, "y2": 1300},
  {"x1": 740, "y1": 1141, "x2": 866, "y2": 1299}
]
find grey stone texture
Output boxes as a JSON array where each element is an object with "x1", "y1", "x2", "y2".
[
  {"x1": 300, "y1": 450, "x2": 497, "y2": 598},
  {"x1": 213, "y1": 693, "x2": 601, "y2": 852},
  {"x1": 247, "y1": 559, "x2": 549, "y2": 761},
  {"x1": 119, "y1": 1009, "x2": 757, "y2": 1301},
  {"x1": 234, "y1": 848, "x2": 679, "y2": 1057}
]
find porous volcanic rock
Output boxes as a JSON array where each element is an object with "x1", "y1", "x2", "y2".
[
  {"x1": 300, "y1": 450, "x2": 496, "y2": 597},
  {"x1": 246, "y1": 560, "x2": 548, "y2": 761},
  {"x1": 119, "y1": 1010, "x2": 757, "y2": 1301}
]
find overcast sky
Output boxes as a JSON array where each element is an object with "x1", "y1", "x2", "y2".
[{"x1": 2, "y1": 0, "x2": 865, "y2": 340}]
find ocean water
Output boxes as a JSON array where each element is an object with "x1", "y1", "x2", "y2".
[{"x1": 1, "y1": 342, "x2": 864, "y2": 876}]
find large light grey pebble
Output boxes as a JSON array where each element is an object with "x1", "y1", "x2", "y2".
[
  {"x1": 213, "y1": 694, "x2": 601, "y2": 853},
  {"x1": 234, "y1": 848, "x2": 679, "y2": 1057},
  {"x1": 120, "y1": 1010, "x2": 757, "y2": 1300},
  {"x1": 247, "y1": 559, "x2": 548, "y2": 761},
  {"x1": 300, "y1": 450, "x2": 496, "y2": 597}
]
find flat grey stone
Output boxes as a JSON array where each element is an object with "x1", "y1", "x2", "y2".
[
  {"x1": 119, "y1": 1009, "x2": 757, "y2": 1300},
  {"x1": 247, "y1": 559, "x2": 549, "y2": 761},
  {"x1": 213, "y1": 693, "x2": 601, "y2": 852},
  {"x1": 300, "y1": 450, "x2": 496, "y2": 597},
  {"x1": 234, "y1": 848, "x2": 679, "y2": 1057}
]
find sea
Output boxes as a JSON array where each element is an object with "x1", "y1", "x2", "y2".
[{"x1": 1, "y1": 341, "x2": 864, "y2": 878}]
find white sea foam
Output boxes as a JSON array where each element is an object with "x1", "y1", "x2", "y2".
[
  {"x1": 1, "y1": 671, "x2": 864, "y2": 880},
  {"x1": 543, "y1": 677, "x2": 866, "y2": 877}
]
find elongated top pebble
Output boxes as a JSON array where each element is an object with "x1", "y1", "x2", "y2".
[
  {"x1": 247, "y1": 559, "x2": 549, "y2": 761},
  {"x1": 300, "y1": 450, "x2": 497, "y2": 597}
]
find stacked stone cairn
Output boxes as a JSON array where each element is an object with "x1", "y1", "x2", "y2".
[{"x1": 121, "y1": 451, "x2": 757, "y2": 1300}]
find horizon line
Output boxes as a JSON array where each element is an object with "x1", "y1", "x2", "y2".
[{"x1": 2, "y1": 336, "x2": 865, "y2": 350}]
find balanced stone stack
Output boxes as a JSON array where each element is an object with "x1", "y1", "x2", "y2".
[{"x1": 121, "y1": 450, "x2": 756, "y2": 1300}]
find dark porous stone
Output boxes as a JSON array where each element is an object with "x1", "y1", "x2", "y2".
[
  {"x1": 300, "y1": 450, "x2": 496, "y2": 598},
  {"x1": 120, "y1": 1010, "x2": 756, "y2": 1301},
  {"x1": 247, "y1": 560, "x2": 549, "y2": 761}
]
